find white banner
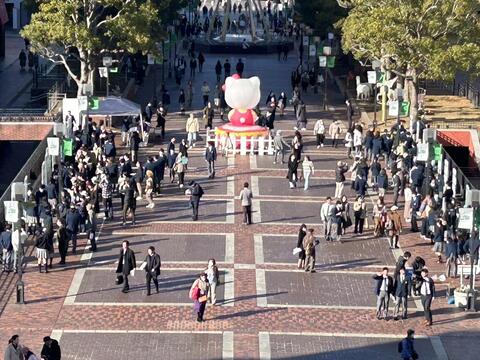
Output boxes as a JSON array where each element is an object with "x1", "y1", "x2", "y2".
[
  {"x1": 388, "y1": 101, "x2": 399, "y2": 116},
  {"x1": 4, "y1": 201, "x2": 19, "y2": 223},
  {"x1": 319, "y1": 56, "x2": 327, "y2": 67},
  {"x1": 303, "y1": 36, "x2": 309, "y2": 46},
  {"x1": 367, "y1": 71, "x2": 377, "y2": 84},
  {"x1": 309, "y1": 45, "x2": 316, "y2": 57},
  {"x1": 417, "y1": 143, "x2": 429, "y2": 162},
  {"x1": 98, "y1": 67, "x2": 108, "y2": 78},
  {"x1": 458, "y1": 208, "x2": 474, "y2": 230},
  {"x1": 47, "y1": 137, "x2": 60, "y2": 156}
]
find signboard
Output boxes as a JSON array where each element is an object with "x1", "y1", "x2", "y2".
[
  {"x1": 328, "y1": 32, "x2": 334, "y2": 40},
  {"x1": 63, "y1": 138, "x2": 73, "y2": 156},
  {"x1": 102, "y1": 56, "x2": 112, "y2": 67},
  {"x1": 417, "y1": 143, "x2": 429, "y2": 162},
  {"x1": 4, "y1": 201, "x2": 19, "y2": 223},
  {"x1": 389, "y1": 101, "x2": 410, "y2": 116},
  {"x1": 98, "y1": 67, "x2": 108, "y2": 78},
  {"x1": 367, "y1": 71, "x2": 377, "y2": 84},
  {"x1": 326, "y1": 56, "x2": 335, "y2": 68},
  {"x1": 302, "y1": 36, "x2": 309, "y2": 46},
  {"x1": 47, "y1": 137, "x2": 60, "y2": 156},
  {"x1": 309, "y1": 45, "x2": 316, "y2": 57},
  {"x1": 458, "y1": 208, "x2": 474, "y2": 230},
  {"x1": 89, "y1": 97, "x2": 99, "y2": 110},
  {"x1": 400, "y1": 101, "x2": 410, "y2": 116},
  {"x1": 147, "y1": 54, "x2": 155, "y2": 65},
  {"x1": 433, "y1": 144, "x2": 442, "y2": 161},
  {"x1": 109, "y1": 67, "x2": 118, "y2": 73},
  {"x1": 319, "y1": 56, "x2": 327, "y2": 67},
  {"x1": 78, "y1": 96, "x2": 88, "y2": 111}
]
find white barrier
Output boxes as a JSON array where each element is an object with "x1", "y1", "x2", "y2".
[{"x1": 205, "y1": 128, "x2": 274, "y2": 156}]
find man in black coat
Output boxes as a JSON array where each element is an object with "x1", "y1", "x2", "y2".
[
  {"x1": 205, "y1": 143, "x2": 217, "y2": 179},
  {"x1": 393, "y1": 268, "x2": 411, "y2": 320},
  {"x1": 144, "y1": 246, "x2": 161, "y2": 296},
  {"x1": 116, "y1": 240, "x2": 136, "y2": 293},
  {"x1": 65, "y1": 205, "x2": 80, "y2": 254},
  {"x1": 41, "y1": 336, "x2": 61, "y2": 360},
  {"x1": 236, "y1": 58, "x2": 244, "y2": 77},
  {"x1": 153, "y1": 152, "x2": 167, "y2": 194},
  {"x1": 373, "y1": 267, "x2": 394, "y2": 320},
  {"x1": 189, "y1": 181, "x2": 204, "y2": 221}
]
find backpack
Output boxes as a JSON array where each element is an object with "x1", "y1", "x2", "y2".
[{"x1": 197, "y1": 185, "x2": 204, "y2": 198}]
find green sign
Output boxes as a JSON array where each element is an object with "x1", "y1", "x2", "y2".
[
  {"x1": 400, "y1": 101, "x2": 410, "y2": 116},
  {"x1": 475, "y1": 209, "x2": 480, "y2": 228},
  {"x1": 433, "y1": 144, "x2": 442, "y2": 161},
  {"x1": 89, "y1": 97, "x2": 99, "y2": 110},
  {"x1": 63, "y1": 138, "x2": 73, "y2": 156},
  {"x1": 109, "y1": 67, "x2": 118, "y2": 73},
  {"x1": 326, "y1": 56, "x2": 335, "y2": 68}
]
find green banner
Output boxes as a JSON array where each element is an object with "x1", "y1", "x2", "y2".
[
  {"x1": 89, "y1": 97, "x2": 99, "y2": 110},
  {"x1": 109, "y1": 67, "x2": 118, "y2": 73},
  {"x1": 63, "y1": 138, "x2": 73, "y2": 156},
  {"x1": 400, "y1": 101, "x2": 410, "y2": 116},
  {"x1": 433, "y1": 144, "x2": 442, "y2": 161},
  {"x1": 326, "y1": 56, "x2": 335, "y2": 68}
]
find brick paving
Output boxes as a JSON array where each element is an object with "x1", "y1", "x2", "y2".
[{"x1": 1, "y1": 50, "x2": 480, "y2": 360}]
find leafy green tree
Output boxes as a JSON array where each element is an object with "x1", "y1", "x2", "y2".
[
  {"x1": 296, "y1": 0, "x2": 347, "y2": 35},
  {"x1": 337, "y1": 0, "x2": 480, "y2": 120},
  {"x1": 21, "y1": 0, "x2": 162, "y2": 96}
]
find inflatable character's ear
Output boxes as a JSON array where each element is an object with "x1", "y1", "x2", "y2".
[
  {"x1": 225, "y1": 77, "x2": 235, "y2": 89},
  {"x1": 249, "y1": 76, "x2": 260, "y2": 88}
]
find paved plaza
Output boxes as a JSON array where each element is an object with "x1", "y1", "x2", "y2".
[{"x1": 1, "y1": 52, "x2": 480, "y2": 360}]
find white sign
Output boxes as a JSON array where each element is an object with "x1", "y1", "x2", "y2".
[
  {"x1": 302, "y1": 36, "x2": 309, "y2": 46},
  {"x1": 367, "y1": 71, "x2": 377, "y2": 84},
  {"x1": 388, "y1": 101, "x2": 399, "y2": 116},
  {"x1": 102, "y1": 56, "x2": 113, "y2": 67},
  {"x1": 147, "y1": 54, "x2": 155, "y2": 65},
  {"x1": 309, "y1": 45, "x2": 316, "y2": 57},
  {"x1": 417, "y1": 143, "x2": 429, "y2": 162},
  {"x1": 4, "y1": 201, "x2": 19, "y2": 223},
  {"x1": 78, "y1": 96, "x2": 88, "y2": 111},
  {"x1": 458, "y1": 208, "x2": 474, "y2": 230},
  {"x1": 98, "y1": 67, "x2": 108, "y2": 78},
  {"x1": 47, "y1": 137, "x2": 60, "y2": 156},
  {"x1": 319, "y1": 56, "x2": 327, "y2": 67},
  {"x1": 372, "y1": 59, "x2": 382, "y2": 70},
  {"x1": 328, "y1": 32, "x2": 334, "y2": 40}
]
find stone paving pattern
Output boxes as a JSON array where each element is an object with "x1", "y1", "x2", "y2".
[{"x1": 1, "y1": 45, "x2": 480, "y2": 360}]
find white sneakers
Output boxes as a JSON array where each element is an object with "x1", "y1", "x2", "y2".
[{"x1": 146, "y1": 203, "x2": 155, "y2": 209}]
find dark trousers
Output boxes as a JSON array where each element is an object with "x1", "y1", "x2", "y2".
[
  {"x1": 103, "y1": 197, "x2": 113, "y2": 219},
  {"x1": 203, "y1": 95, "x2": 209, "y2": 107},
  {"x1": 123, "y1": 273, "x2": 130, "y2": 291},
  {"x1": 58, "y1": 240, "x2": 68, "y2": 263},
  {"x1": 198, "y1": 301, "x2": 207, "y2": 320},
  {"x1": 316, "y1": 133, "x2": 324, "y2": 145},
  {"x1": 67, "y1": 230, "x2": 77, "y2": 253},
  {"x1": 243, "y1": 205, "x2": 252, "y2": 224},
  {"x1": 421, "y1": 294, "x2": 433, "y2": 324},
  {"x1": 354, "y1": 216, "x2": 364, "y2": 234},
  {"x1": 191, "y1": 199, "x2": 199, "y2": 220},
  {"x1": 123, "y1": 206, "x2": 136, "y2": 224},
  {"x1": 88, "y1": 230, "x2": 97, "y2": 251},
  {"x1": 146, "y1": 272, "x2": 159, "y2": 294},
  {"x1": 178, "y1": 172, "x2": 185, "y2": 186},
  {"x1": 411, "y1": 212, "x2": 419, "y2": 232}
]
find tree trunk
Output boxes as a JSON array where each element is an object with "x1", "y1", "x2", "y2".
[
  {"x1": 405, "y1": 66, "x2": 418, "y2": 129},
  {"x1": 77, "y1": 49, "x2": 93, "y2": 96}
]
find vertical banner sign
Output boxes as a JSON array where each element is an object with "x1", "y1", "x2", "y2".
[
  {"x1": 318, "y1": 56, "x2": 327, "y2": 67},
  {"x1": 4, "y1": 201, "x2": 19, "y2": 222},
  {"x1": 433, "y1": 144, "x2": 442, "y2": 161},
  {"x1": 326, "y1": 56, "x2": 335, "y2": 68},
  {"x1": 416, "y1": 143, "x2": 429, "y2": 162},
  {"x1": 309, "y1": 45, "x2": 316, "y2": 57},
  {"x1": 388, "y1": 101, "x2": 399, "y2": 116},
  {"x1": 47, "y1": 137, "x2": 60, "y2": 156},
  {"x1": 458, "y1": 208, "x2": 474, "y2": 230},
  {"x1": 303, "y1": 36, "x2": 309, "y2": 46},
  {"x1": 400, "y1": 101, "x2": 410, "y2": 116},
  {"x1": 63, "y1": 138, "x2": 73, "y2": 156},
  {"x1": 367, "y1": 71, "x2": 377, "y2": 84},
  {"x1": 147, "y1": 54, "x2": 155, "y2": 65}
]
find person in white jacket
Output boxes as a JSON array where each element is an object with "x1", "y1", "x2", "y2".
[
  {"x1": 302, "y1": 155, "x2": 315, "y2": 190},
  {"x1": 12, "y1": 226, "x2": 27, "y2": 274},
  {"x1": 344, "y1": 130, "x2": 353, "y2": 158},
  {"x1": 353, "y1": 126, "x2": 363, "y2": 157},
  {"x1": 185, "y1": 113, "x2": 199, "y2": 147},
  {"x1": 313, "y1": 119, "x2": 326, "y2": 148}
]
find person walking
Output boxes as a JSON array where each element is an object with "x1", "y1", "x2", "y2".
[
  {"x1": 239, "y1": 182, "x2": 253, "y2": 225},
  {"x1": 205, "y1": 142, "x2": 217, "y2": 179},
  {"x1": 178, "y1": 89, "x2": 186, "y2": 115},
  {"x1": 295, "y1": 103, "x2": 307, "y2": 130},
  {"x1": 205, "y1": 259, "x2": 220, "y2": 305},
  {"x1": 373, "y1": 267, "x2": 394, "y2": 320},
  {"x1": 313, "y1": 119, "x2": 325, "y2": 148},
  {"x1": 188, "y1": 181, "x2": 204, "y2": 221},
  {"x1": 86, "y1": 203, "x2": 98, "y2": 251},
  {"x1": 203, "y1": 101, "x2": 215, "y2": 129},
  {"x1": 19, "y1": 49, "x2": 27, "y2": 70},
  {"x1": 65, "y1": 204, "x2": 80, "y2": 254},
  {"x1": 432, "y1": 218, "x2": 446, "y2": 263},
  {"x1": 273, "y1": 130, "x2": 290, "y2": 164},
  {"x1": 11, "y1": 225, "x2": 27, "y2": 274},
  {"x1": 186, "y1": 113, "x2": 199, "y2": 147},
  {"x1": 185, "y1": 80, "x2": 194, "y2": 109},
  {"x1": 100, "y1": 174, "x2": 114, "y2": 220},
  {"x1": 1, "y1": 224, "x2": 13, "y2": 273},
  {"x1": 386, "y1": 205, "x2": 402, "y2": 249},
  {"x1": 420, "y1": 268, "x2": 435, "y2": 326},
  {"x1": 145, "y1": 170, "x2": 155, "y2": 209},
  {"x1": 393, "y1": 267, "x2": 411, "y2": 320},
  {"x1": 353, "y1": 196, "x2": 366, "y2": 234},
  {"x1": 334, "y1": 161, "x2": 349, "y2": 199},
  {"x1": 35, "y1": 230, "x2": 50, "y2": 273},
  {"x1": 215, "y1": 60, "x2": 222, "y2": 83},
  {"x1": 116, "y1": 240, "x2": 136, "y2": 293},
  {"x1": 301, "y1": 156, "x2": 315, "y2": 191},
  {"x1": 4, "y1": 334, "x2": 23, "y2": 360},
  {"x1": 56, "y1": 219, "x2": 68, "y2": 265},
  {"x1": 296, "y1": 224, "x2": 307, "y2": 269},
  {"x1": 189, "y1": 273, "x2": 210, "y2": 322},
  {"x1": 122, "y1": 179, "x2": 136, "y2": 226},
  {"x1": 329, "y1": 119, "x2": 342, "y2": 148},
  {"x1": 287, "y1": 154, "x2": 299, "y2": 189},
  {"x1": 377, "y1": 169, "x2": 388, "y2": 198},
  {"x1": 201, "y1": 81, "x2": 211, "y2": 107},
  {"x1": 303, "y1": 228, "x2": 319, "y2": 273},
  {"x1": 399, "y1": 329, "x2": 418, "y2": 360},
  {"x1": 198, "y1": 52, "x2": 205, "y2": 72},
  {"x1": 143, "y1": 246, "x2": 161, "y2": 296},
  {"x1": 320, "y1": 197, "x2": 334, "y2": 241},
  {"x1": 174, "y1": 154, "x2": 187, "y2": 188}
]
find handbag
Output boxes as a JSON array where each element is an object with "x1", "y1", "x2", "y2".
[
  {"x1": 198, "y1": 295, "x2": 208, "y2": 302},
  {"x1": 115, "y1": 274, "x2": 124, "y2": 285}
]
